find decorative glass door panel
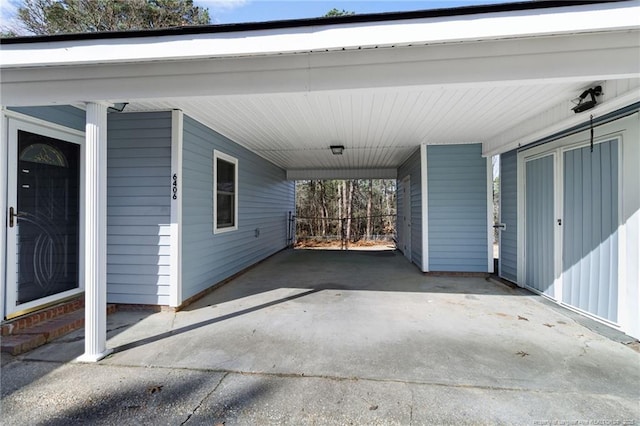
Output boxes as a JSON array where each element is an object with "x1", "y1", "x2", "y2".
[{"x1": 14, "y1": 130, "x2": 80, "y2": 305}]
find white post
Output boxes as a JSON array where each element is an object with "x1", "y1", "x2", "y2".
[
  {"x1": 169, "y1": 110, "x2": 183, "y2": 307},
  {"x1": 420, "y1": 144, "x2": 429, "y2": 272},
  {"x1": 78, "y1": 102, "x2": 111, "y2": 362}
]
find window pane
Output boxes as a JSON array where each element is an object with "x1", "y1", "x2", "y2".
[
  {"x1": 217, "y1": 159, "x2": 235, "y2": 193},
  {"x1": 217, "y1": 194, "x2": 234, "y2": 227}
]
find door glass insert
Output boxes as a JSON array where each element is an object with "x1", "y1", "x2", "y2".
[{"x1": 16, "y1": 130, "x2": 80, "y2": 305}]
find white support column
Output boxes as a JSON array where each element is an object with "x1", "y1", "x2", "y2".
[
  {"x1": 169, "y1": 110, "x2": 183, "y2": 307},
  {"x1": 77, "y1": 102, "x2": 111, "y2": 362},
  {"x1": 420, "y1": 144, "x2": 429, "y2": 272}
]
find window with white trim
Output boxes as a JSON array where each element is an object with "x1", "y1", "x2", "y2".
[{"x1": 213, "y1": 150, "x2": 238, "y2": 233}]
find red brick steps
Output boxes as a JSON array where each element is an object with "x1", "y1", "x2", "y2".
[{"x1": 1, "y1": 298, "x2": 117, "y2": 356}]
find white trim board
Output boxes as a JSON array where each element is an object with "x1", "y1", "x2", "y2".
[
  {"x1": 170, "y1": 110, "x2": 184, "y2": 307},
  {"x1": 213, "y1": 149, "x2": 239, "y2": 234},
  {"x1": 3, "y1": 31, "x2": 638, "y2": 106},
  {"x1": 2, "y1": 3, "x2": 637, "y2": 67},
  {"x1": 486, "y1": 156, "x2": 494, "y2": 273},
  {"x1": 420, "y1": 144, "x2": 429, "y2": 272}
]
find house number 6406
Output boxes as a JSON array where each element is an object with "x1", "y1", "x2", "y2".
[{"x1": 172, "y1": 174, "x2": 178, "y2": 200}]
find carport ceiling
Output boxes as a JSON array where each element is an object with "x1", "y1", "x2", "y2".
[{"x1": 127, "y1": 81, "x2": 587, "y2": 170}]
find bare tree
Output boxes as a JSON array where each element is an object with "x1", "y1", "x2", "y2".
[{"x1": 13, "y1": 0, "x2": 210, "y2": 36}]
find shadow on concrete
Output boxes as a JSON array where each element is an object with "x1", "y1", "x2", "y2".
[
  {"x1": 184, "y1": 249, "x2": 524, "y2": 310},
  {"x1": 1, "y1": 310, "x2": 158, "y2": 399},
  {"x1": 106, "y1": 249, "x2": 525, "y2": 355},
  {"x1": 112, "y1": 288, "x2": 320, "y2": 354},
  {"x1": 30, "y1": 370, "x2": 250, "y2": 425}
]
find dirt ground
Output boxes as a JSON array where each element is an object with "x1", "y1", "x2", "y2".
[{"x1": 295, "y1": 239, "x2": 395, "y2": 251}]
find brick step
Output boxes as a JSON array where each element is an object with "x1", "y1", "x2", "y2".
[
  {"x1": 1, "y1": 304, "x2": 118, "y2": 356},
  {"x1": 1, "y1": 297, "x2": 84, "y2": 336}
]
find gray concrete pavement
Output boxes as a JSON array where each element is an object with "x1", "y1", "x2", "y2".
[{"x1": 2, "y1": 249, "x2": 639, "y2": 425}]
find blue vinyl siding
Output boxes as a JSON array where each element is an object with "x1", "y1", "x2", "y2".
[
  {"x1": 500, "y1": 149, "x2": 518, "y2": 282},
  {"x1": 181, "y1": 115, "x2": 295, "y2": 301},
  {"x1": 107, "y1": 112, "x2": 172, "y2": 305},
  {"x1": 397, "y1": 149, "x2": 422, "y2": 270},
  {"x1": 427, "y1": 144, "x2": 488, "y2": 272},
  {"x1": 9, "y1": 105, "x2": 85, "y2": 131}
]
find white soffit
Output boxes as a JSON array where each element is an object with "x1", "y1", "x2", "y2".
[
  {"x1": 1, "y1": 2, "x2": 639, "y2": 67},
  {"x1": 126, "y1": 81, "x2": 587, "y2": 170}
]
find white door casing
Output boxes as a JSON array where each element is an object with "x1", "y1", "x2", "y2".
[{"x1": 4, "y1": 114, "x2": 85, "y2": 318}]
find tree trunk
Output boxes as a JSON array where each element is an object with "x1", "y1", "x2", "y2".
[
  {"x1": 366, "y1": 179, "x2": 373, "y2": 239},
  {"x1": 319, "y1": 181, "x2": 328, "y2": 236},
  {"x1": 308, "y1": 180, "x2": 316, "y2": 236},
  {"x1": 384, "y1": 180, "x2": 392, "y2": 232},
  {"x1": 345, "y1": 180, "x2": 354, "y2": 242}
]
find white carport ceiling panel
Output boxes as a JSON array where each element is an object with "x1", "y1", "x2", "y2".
[{"x1": 128, "y1": 81, "x2": 588, "y2": 169}]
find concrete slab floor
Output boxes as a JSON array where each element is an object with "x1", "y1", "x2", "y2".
[{"x1": 2, "y1": 249, "x2": 639, "y2": 425}]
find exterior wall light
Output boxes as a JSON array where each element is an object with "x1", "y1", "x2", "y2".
[{"x1": 571, "y1": 86, "x2": 602, "y2": 113}]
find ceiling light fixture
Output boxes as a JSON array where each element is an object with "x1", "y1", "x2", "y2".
[{"x1": 330, "y1": 145, "x2": 345, "y2": 155}]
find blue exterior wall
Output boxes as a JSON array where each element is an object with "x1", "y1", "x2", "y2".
[
  {"x1": 427, "y1": 144, "x2": 488, "y2": 272},
  {"x1": 499, "y1": 149, "x2": 518, "y2": 282},
  {"x1": 107, "y1": 112, "x2": 173, "y2": 305},
  {"x1": 8, "y1": 105, "x2": 85, "y2": 131},
  {"x1": 181, "y1": 115, "x2": 295, "y2": 301},
  {"x1": 397, "y1": 148, "x2": 422, "y2": 270}
]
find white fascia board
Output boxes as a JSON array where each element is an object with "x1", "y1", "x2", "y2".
[
  {"x1": 2, "y1": 31, "x2": 638, "y2": 107},
  {"x1": 1, "y1": 2, "x2": 638, "y2": 68}
]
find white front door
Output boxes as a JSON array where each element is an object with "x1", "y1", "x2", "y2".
[
  {"x1": 5, "y1": 118, "x2": 84, "y2": 317},
  {"x1": 401, "y1": 176, "x2": 411, "y2": 261}
]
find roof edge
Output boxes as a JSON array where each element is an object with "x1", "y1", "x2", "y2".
[{"x1": 0, "y1": 0, "x2": 627, "y2": 45}]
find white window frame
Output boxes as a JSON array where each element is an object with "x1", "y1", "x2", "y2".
[{"x1": 213, "y1": 149, "x2": 238, "y2": 234}]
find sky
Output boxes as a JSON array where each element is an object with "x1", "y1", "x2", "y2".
[{"x1": 1, "y1": 0, "x2": 517, "y2": 32}]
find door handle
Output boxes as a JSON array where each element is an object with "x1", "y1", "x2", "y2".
[{"x1": 9, "y1": 207, "x2": 19, "y2": 227}]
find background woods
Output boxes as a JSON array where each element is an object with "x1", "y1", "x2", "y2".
[{"x1": 295, "y1": 179, "x2": 396, "y2": 245}]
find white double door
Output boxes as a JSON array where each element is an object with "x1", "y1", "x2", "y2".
[{"x1": 522, "y1": 137, "x2": 619, "y2": 323}]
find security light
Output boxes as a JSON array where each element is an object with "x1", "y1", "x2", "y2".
[{"x1": 571, "y1": 86, "x2": 602, "y2": 113}]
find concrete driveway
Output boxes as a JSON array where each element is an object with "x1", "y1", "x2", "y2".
[{"x1": 2, "y1": 249, "x2": 639, "y2": 425}]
